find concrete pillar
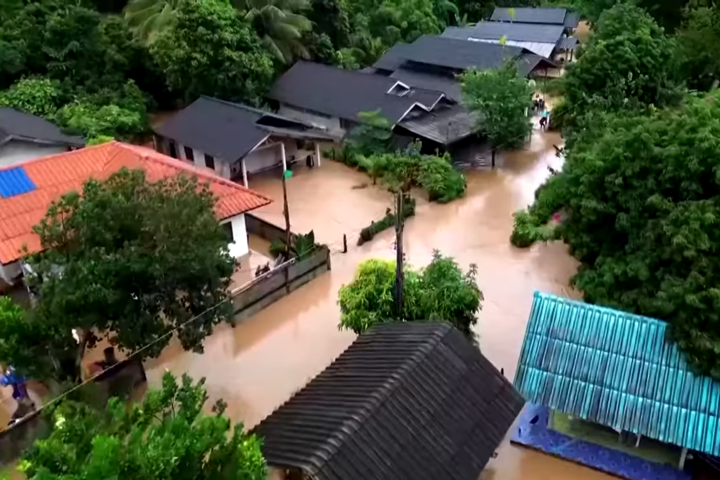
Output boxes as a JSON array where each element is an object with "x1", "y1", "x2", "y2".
[
  {"x1": 679, "y1": 448, "x2": 688, "y2": 470},
  {"x1": 280, "y1": 142, "x2": 287, "y2": 172},
  {"x1": 241, "y1": 160, "x2": 248, "y2": 188},
  {"x1": 315, "y1": 142, "x2": 322, "y2": 167}
]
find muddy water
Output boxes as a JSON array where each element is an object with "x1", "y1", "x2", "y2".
[{"x1": 144, "y1": 125, "x2": 614, "y2": 480}]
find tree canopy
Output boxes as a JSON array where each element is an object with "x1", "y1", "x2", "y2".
[
  {"x1": 675, "y1": 6, "x2": 720, "y2": 91},
  {"x1": 338, "y1": 251, "x2": 482, "y2": 338},
  {"x1": 0, "y1": 169, "x2": 235, "y2": 383},
  {"x1": 513, "y1": 92, "x2": 720, "y2": 377},
  {"x1": 18, "y1": 372, "x2": 267, "y2": 480}
]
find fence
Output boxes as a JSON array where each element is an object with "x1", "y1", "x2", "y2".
[{"x1": 230, "y1": 214, "x2": 331, "y2": 323}]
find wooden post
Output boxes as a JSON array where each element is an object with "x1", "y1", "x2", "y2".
[
  {"x1": 241, "y1": 160, "x2": 249, "y2": 188},
  {"x1": 315, "y1": 142, "x2": 322, "y2": 167},
  {"x1": 281, "y1": 171, "x2": 291, "y2": 254},
  {"x1": 280, "y1": 142, "x2": 287, "y2": 172},
  {"x1": 393, "y1": 192, "x2": 405, "y2": 317},
  {"x1": 342, "y1": 234, "x2": 347, "y2": 253}
]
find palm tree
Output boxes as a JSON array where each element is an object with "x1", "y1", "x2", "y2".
[
  {"x1": 124, "y1": 0, "x2": 181, "y2": 43},
  {"x1": 239, "y1": 0, "x2": 312, "y2": 64}
]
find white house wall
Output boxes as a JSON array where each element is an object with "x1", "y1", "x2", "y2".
[
  {"x1": 0, "y1": 141, "x2": 68, "y2": 168},
  {"x1": 0, "y1": 260, "x2": 22, "y2": 285},
  {"x1": 161, "y1": 137, "x2": 233, "y2": 179},
  {"x1": 222, "y1": 214, "x2": 249, "y2": 259},
  {"x1": 243, "y1": 139, "x2": 303, "y2": 174},
  {"x1": 277, "y1": 105, "x2": 344, "y2": 136}
]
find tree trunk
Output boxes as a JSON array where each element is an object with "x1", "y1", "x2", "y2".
[{"x1": 491, "y1": 148, "x2": 496, "y2": 169}]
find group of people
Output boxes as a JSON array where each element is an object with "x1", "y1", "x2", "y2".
[{"x1": 533, "y1": 95, "x2": 551, "y2": 131}]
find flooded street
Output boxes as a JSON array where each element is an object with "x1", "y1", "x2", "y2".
[{"x1": 144, "y1": 125, "x2": 615, "y2": 480}]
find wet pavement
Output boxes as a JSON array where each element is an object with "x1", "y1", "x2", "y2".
[{"x1": 143, "y1": 124, "x2": 615, "y2": 480}]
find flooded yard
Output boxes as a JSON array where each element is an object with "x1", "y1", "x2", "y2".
[{"x1": 144, "y1": 123, "x2": 613, "y2": 480}]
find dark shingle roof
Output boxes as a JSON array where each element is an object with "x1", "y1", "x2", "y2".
[
  {"x1": 444, "y1": 22, "x2": 565, "y2": 44},
  {"x1": 391, "y1": 68, "x2": 462, "y2": 101},
  {"x1": 154, "y1": 97, "x2": 334, "y2": 161},
  {"x1": 269, "y1": 62, "x2": 437, "y2": 124},
  {"x1": 253, "y1": 322, "x2": 524, "y2": 480},
  {"x1": 397, "y1": 36, "x2": 524, "y2": 72},
  {"x1": 0, "y1": 108, "x2": 83, "y2": 147},
  {"x1": 398, "y1": 104, "x2": 478, "y2": 146},
  {"x1": 373, "y1": 43, "x2": 414, "y2": 71},
  {"x1": 491, "y1": 7, "x2": 568, "y2": 25}
]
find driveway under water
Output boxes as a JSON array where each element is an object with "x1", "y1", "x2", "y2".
[{"x1": 144, "y1": 125, "x2": 614, "y2": 480}]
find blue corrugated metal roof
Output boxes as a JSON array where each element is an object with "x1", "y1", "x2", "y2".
[
  {"x1": 0, "y1": 167, "x2": 36, "y2": 198},
  {"x1": 514, "y1": 292, "x2": 720, "y2": 456}
]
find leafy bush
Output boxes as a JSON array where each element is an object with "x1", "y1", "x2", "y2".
[
  {"x1": 358, "y1": 196, "x2": 416, "y2": 245},
  {"x1": 0, "y1": 77, "x2": 66, "y2": 117},
  {"x1": 418, "y1": 155, "x2": 467, "y2": 203},
  {"x1": 269, "y1": 231, "x2": 319, "y2": 260},
  {"x1": 510, "y1": 210, "x2": 557, "y2": 248},
  {"x1": 54, "y1": 102, "x2": 146, "y2": 140}
]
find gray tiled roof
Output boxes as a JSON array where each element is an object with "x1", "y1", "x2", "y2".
[
  {"x1": 0, "y1": 108, "x2": 84, "y2": 147},
  {"x1": 253, "y1": 322, "x2": 524, "y2": 480},
  {"x1": 269, "y1": 62, "x2": 440, "y2": 124},
  {"x1": 154, "y1": 96, "x2": 333, "y2": 161},
  {"x1": 373, "y1": 43, "x2": 414, "y2": 72},
  {"x1": 399, "y1": 103, "x2": 479, "y2": 146},
  {"x1": 491, "y1": 7, "x2": 568, "y2": 25},
  {"x1": 398, "y1": 35, "x2": 524, "y2": 72},
  {"x1": 391, "y1": 68, "x2": 462, "y2": 101},
  {"x1": 445, "y1": 22, "x2": 565, "y2": 44}
]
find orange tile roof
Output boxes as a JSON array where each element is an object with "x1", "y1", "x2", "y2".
[{"x1": 0, "y1": 141, "x2": 272, "y2": 265}]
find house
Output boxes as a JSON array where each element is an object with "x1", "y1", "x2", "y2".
[
  {"x1": 153, "y1": 97, "x2": 337, "y2": 188},
  {"x1": 512, "y1": 292, "x2": 720, "y2": 480},
  {"x1": 268, "y1": 61, "x2": 446, "y2": 138},
  {"x1": 490, "y1": 7, "x2": 580, "y2": 31},
  {"x1": 0, "y1": 141, "x2": 271, "y2": 287},
  {"x1": 0, "y1": 107, "x2": 84, "y2": 168},
  {"x1": 253, "y1": 322, "x2": 525, "y2": 480},
  {"x1": 442, "y1": 22, "x2": 572, "y2": 60}
]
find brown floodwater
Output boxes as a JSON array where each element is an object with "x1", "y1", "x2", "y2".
[{"x1": 143, "y1": 124, "x2": 615, "y2": 480}]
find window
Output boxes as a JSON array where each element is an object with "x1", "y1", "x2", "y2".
[
  {"x1": 204, "y1": 154, "x2": 215, "y2": 170},
  {"x1": 184, "y1": 146, "x2": 194, "y2": 161},
  {"x1": 154, "y1": 135, "x2": 165, "y2": 154},
  {"x1": 168, "y1": 141, "x2": 178, "y2": 159},
  {"x1": 222, "y1": 222, "x2": 234, "y2": 243}
]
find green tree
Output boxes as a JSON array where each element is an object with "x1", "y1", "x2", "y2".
[
  {"x1": 54, "y1": 101, "x2": 146, "y2": 140},
  {"x1": 240, "y1": 0, "x2": 312, "y2": 63},
  {"x1": 562, "y1": 3, "x2": 680, "y2": 122},
  {"x1": 346, "y1": 110, "x2": 394, "y2": 157},
  {"x1": 150, "y1": 0, "x2": 275, "y2": 105},
  {"x1": 461, "y1": 61, "x2": 533, "y2": 166},
  {"x1": 512, "y1": 92, "x2": 720, "y2": 377},
  {"x1": 4, "y1": 169, "x2": 235, "y2": 383},
  {"x1": 19, "y1": 372, "x2": 267, "y2": 480},
  {"x1": 124, "y1": 0, "x2": 181, "y2": 42},
  {"x1": 675, "y1": 6, "x2": 720, "y2": 91},
  {"x1": 0, "y1": 77, "x2": 66, "y2": 117},
  {"x1": 306, "y1": 0, "x2": 351, "y2": 49},
  {"x1": 338, "y1": 251, "x2": 482, "y2": 338}
]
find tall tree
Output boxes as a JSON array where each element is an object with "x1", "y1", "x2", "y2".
[
  {"x1": 0, "y1": 169, "x2": 235, "y2": 384},
  {"x1": 512, "y1": 92, "x2": 720, "y2": 378},
  {"x1": 240, "y1": 0, "x2": 312, "y2": 63},
  {"x1": 675, "y1": 6, "x2": 720, "y2": 91},
  {"x1": 461, "y1": 61, "x2": 533, "y2": 167},
  {"x1": 150, "y1": 0, "x2": 275, "y2": 105},
  {"x1": 19, "y1": 373, "x2": 267, "y2": 480},
  {"x1": 124, "y1": 0, "x2": 181, "y2": 42},
  {"x1": 339, "y1": 252, "x2": 482, "y2": 339}
]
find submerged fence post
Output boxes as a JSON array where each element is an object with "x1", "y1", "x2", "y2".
[{"x1": 342, "y1": 234, "x2": 347, "y2": 253}]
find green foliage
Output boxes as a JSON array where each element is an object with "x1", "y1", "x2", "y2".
[
  {"x1": 357, "y1": 196, "x2": 416, "y2": 245},
  {"x1": 241, "y1": 0, "x2": 312, "y2": 63},
  {"x1": 510, "y1": 210, "x2": 557, "y2": 248},
  {"x1": 461, "y1": 61, "x2": 533, "y2": 150},
  {"x1": 562, "y1": 3, "x2": 681, "y2": 125},
  {"x1": 517, "y1": 92, "x2": 720, "y2": 377},
  {"x1": 10, "y1": 169, "x2": 235, "y2": 383},
  {"x1": 150, "y1": 0, "x2": 275, "y2": 105},
  {"x1": 124, "y1": 0, "x2": 182, "y2": 42},
  {"x1": 0, "y1": 77, "x2": 66, "y2": 117},
  {"x1": 19, "y1": 372, "x2": 267, "y2": 480},
  {"x1": 675, "y1": 6, "x2": 720, "y2": 91},
  {"x1": 306, "y1": 0, "x2": 351, "y2": 50},
  {"x1": 269, "y1": 231, "x2": 318, "y2": 260},
  {"x1": 54, "y1": 101, "x2": 146, "y2": 140},
  {"x1": 346, "y1": 110, "x2": 394, "y2": 157},
  {"x1": 338, "y1": 251, "x2": 482, "y2": 338},
  {"x1": 418, "y1": 154, "x2": 467, "y2": 203},
  {"x1": 86, "y1": 135, "x2": 115, "y2": 146}
]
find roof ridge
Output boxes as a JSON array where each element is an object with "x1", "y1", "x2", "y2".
[
  {"x1": 198, "y1": 95, "x2": 266, "y2": 118},
  {"x1": 310, "y1": 324, "x2": 453, "y2": 473},
  {"x1": 114, "y1": 143, "x2": 273, "y2": 203},
  {"x1": 0, "y1": 141, "x2": 110, "y2": 173}
]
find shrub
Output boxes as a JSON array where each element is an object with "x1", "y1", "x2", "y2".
[
  {"x1": 510, "y1": 210, "x2": 556, "y2": 248},
  {"x1": 269, "y1": 231, "x2": 318, "y2": 260},
  {"x1": 358, "y1": 196, "x2": 416, "y2": 245},
  {"x1": 418, "y1": 155, "x2": 467, "y2": 203}
]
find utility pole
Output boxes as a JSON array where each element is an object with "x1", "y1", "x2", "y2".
[
  {"x1": 282, "y1": 169, "x2": 292, "y2": 253},
  {"x1": 393, "y1": 191, "x2": 405, "y2": 318}
]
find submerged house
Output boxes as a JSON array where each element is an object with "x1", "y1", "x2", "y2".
[
  {"x1": 0, "y1": 107, "x2": 84, "y2": 168},
  {"x1": 0, "y1": 141, "x2": 271, "y2": 287},
  {"x1": 253, "y1": 322, "x2": 525, "y2": 480},
  {"x1": 153, "y1": 96, "x2": 336, "y2": 187},
  {"x1": 513, "y1": 292, "x2": 720, "y2": 480}
]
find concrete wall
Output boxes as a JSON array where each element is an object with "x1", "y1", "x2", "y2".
[
  {"x1": 157, "y1": 137, "x2": 232, "y2": 179},
  {"x1": 0, "y1": 141, "x2": 67, "y2": 168},
  {"x1": 0, "y1": 260, "x2": 22, "y2": 285},
  {"x1": 243, "y1": 139, "x2": 304, "y2": 175},
  {"x1": 278, "y1": 104, "x2": 344, "y2": 136},
  {"x1": 221, "y1": 214, "x2": 249, "y2": 259}
]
